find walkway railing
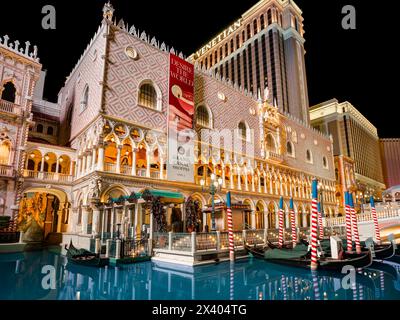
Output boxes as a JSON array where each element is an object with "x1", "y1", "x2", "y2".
[
  {"x1": 23, "y1": 170, "x2": 73, "y2": 183},
  {"x1": 153, "y1": 229, "x2": 267, "y2": 254},
  {"x1": 326, "y1": 208, "x2": 400, "y2": 227},
  {"x1": 0, "y1": 99, "x2": 21, "y2": 116},
  {"x1": 0, "y1": 164, "x2": 14, "y2": 177}
]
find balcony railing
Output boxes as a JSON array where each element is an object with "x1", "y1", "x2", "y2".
[
  {"x1": 120, "y1": 165, "x2": 132, "y2": 175},
  {"x1": 104, "y1": 163, "x2": 116, "y2": 173},
  {"x1": 0, "y1": 99, "x2": 22, "y2": 116},
  {"x1": 23, "y1": 170, "x2": 73, "y2": 183},
  {"x1": 266, "y1": 151, "x2": 284, "y2": 163},
  {"x1": 0, "y1": 164, "x2": 14, "y2": 177}
]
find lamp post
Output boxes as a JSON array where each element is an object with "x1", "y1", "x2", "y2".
[{"x1": 200, "y1": 173, "x2": 223, "y2": 231}]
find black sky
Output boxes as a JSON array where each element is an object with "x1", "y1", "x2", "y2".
[{"x1": 0, "y1": 0, "x2": 397, "y2": 137}]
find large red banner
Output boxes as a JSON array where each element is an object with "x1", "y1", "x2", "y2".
[
  {"x1": 168, "y1": 54, "x2": 195, "y2": 130},
  {"x1": 167, "y1": 54, "x2": 195, "y2": 183}
]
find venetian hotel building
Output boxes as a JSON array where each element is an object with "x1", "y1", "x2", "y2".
[{"x1": 0, "y1": 1, "x2": 337, "y2": 247}]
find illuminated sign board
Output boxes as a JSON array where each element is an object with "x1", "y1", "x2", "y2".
[{"x1": 194, "y1": 18, "x2": 242, "y2": 59}]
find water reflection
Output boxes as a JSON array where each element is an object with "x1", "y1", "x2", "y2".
[{"x1": 1, "y1": 251, "x2": 400, "y2": 300}]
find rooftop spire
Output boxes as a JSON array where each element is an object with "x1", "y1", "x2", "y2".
[{"x1": 103, "y1": 1, "x2": 114, "y2": 21}]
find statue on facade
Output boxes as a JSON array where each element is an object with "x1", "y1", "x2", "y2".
[{"x1": 89, "y1": 178, "x2": 102, "y2": 200}]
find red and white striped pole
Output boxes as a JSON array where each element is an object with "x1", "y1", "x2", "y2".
[
  {"x1": 278, "y1": 197, "x2": 284, "y2": 248},
  {"x1": 349, "y1": 193, "x2": 361, "y2": 254},
  {"x1": 226, "y1": 192, "x2": 235, "y2": 261},
  {"x1": 289, "y1": 198, "x2": 297, "y2": 247},
  {"x1": 317, "y1": 202, "x2": 324, "y2": 239},
  {"x1": 345, "y1": 192, "x2": 353, "y2": 252},
  {"x1": 370, "y1": 196, "x2": 381, "y2": 244},
  {"x1": 310, "y1": 179, "x2": 319, "y2": 271}
]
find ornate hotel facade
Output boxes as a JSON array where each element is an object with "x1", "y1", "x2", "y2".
[{"x1": 0, "y1": 1, "x2": 338, "y2": 246}]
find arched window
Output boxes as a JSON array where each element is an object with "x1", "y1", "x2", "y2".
[
  {"x1": 286, "y1": 141, "x2": 294, "y2": 157},
  {"x1": 138, "y1": 82, "x2": 157, "y2": 109},
  {"x1": 1, "y1": 82, "x2": 16, "y2": 103},
  {"x1": 47, "y1": 126, "x2": 54, "y2": 136},
  {"x1": 37, "y1": 124, "x2": 44, "y2": 133},
  {"x1": 196, "y1": 105, "x2": 211, "y2": 128},
  {"x1": 0, "y1": 141, "x2": 11, "y2": 165},
  {"x1": 80, "y1": 85, "x2": 89, "y2": 112},
  {"x1": 306, "y1": 149, "x2": 313, "y2": 163},
  {"x1": 238, "y1": 121, "x2": 248, "y2": 140},
  {"x1": 266, "y1": 134, "x2": 277, "y2": 153},
  {"x1": 323, "y1": 156, "x2": 328, "y2": 169}
]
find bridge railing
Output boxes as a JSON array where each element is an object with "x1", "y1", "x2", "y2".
[{"x1": 326, "y1": 208, "x2": 400, "y2": 227}]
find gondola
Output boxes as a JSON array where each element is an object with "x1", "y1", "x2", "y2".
[
  {"x1": 372, "y1": 242, "x2": 395, "y2": 260},
  {"x1": 65, "y1": 241, "x2": 109, "y2": 267},
  {"x1": 246, "y1": 241, "x2": 372, "y2": 272},
  {"x1": 303, "y1": 239, "x2": 395, "y2": 261}
]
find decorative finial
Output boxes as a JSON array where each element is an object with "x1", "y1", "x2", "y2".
[{"x1": 103, "y1": 1, "x2": 114, "y2": 21}]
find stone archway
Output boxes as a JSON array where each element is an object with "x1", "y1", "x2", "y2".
[{"x1": 19, "y1": 187, "x2": 69, "y2": 242}]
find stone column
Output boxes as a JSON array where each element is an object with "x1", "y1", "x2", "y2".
[
  {"x1": 131, "y1": 149, "x2": 137, "y2": 176},
  {"x1": 110, "y1": 205, "x2": 116, "y2": 238},
  {"x1": 81, "y1": 206, "x2": 89, "y2": 235},
  {"x1": 157, "y1": 155, "x2": 163, "y2": 180},
  {"x1": 97, "y1": 144, "x2": 104, "y2": 171},
  {"x1": 55, "y1": 157, "x2": 60, "y2": 174},
  {"x1": 221, "y1": 165, "x2": 226, "y2": 188},
  {"x1": 263, "y1": 173, "x2": 267, "y2": 194},
  {"x1": 251, "y1": 171, "x2": 255, "y2": 192},
  {"x1": 116, "y1": 146, "x2": 122, "y2": 174},
  {"x1": 244, "y1": 168, "x2": 249, "y2": 191},
  {"x1": 91, "y1": 202, "x2": 101, "y2": 236},
  {"x1": 251, "y1": 211, "x2": 256, "y2": 229},
  {"x1": 237, "y1": 167, "x2": 242, "y2": 190},
  {"x1": 92, "y1": 148, "x2": 97, "y2": 171},
  {"x1": 146, "y1": 151, "x2": 151, "y2": 178},
  {"x1": 230, "y1": 167, "x2": 234, "y2": 190}
]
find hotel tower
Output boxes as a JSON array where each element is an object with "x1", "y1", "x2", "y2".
[{"x1": 190, "y1": 0, "x2": 310, "y2": 125}]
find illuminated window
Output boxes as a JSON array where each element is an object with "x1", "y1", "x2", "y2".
[
  {"x1": 139, "y1": 83, "x2": 157, "y2": 109},
  {"x1": 0, "y1": 141, "x2": 11, "y2": 165},
  {"x1": 196, "y1": 105, "x2": 212, "y2": 128},
  {"x1": 1, "y1": 82, "x2": 16, "y2": 103}
]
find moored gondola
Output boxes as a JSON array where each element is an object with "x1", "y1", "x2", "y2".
[
  {"x1": 65, "y1": 241, "x2": 109, "y2": 267},
  {"x1": 372, "y1": 242, "x2": 395, "y2": 260},
  {"x1": 246, "y1": 240, "x2": 372, "y2": 272}
]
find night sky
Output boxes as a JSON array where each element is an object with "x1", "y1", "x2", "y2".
[{"x1": 1, "y1": 0, "x2": 397, "y2": 137}]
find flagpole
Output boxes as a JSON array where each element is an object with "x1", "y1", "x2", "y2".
[
  {"x1": 289, "y1": 198, "x2": 297, "y2": 248},
  {"x1": 310, "y1": 179, "x2": 319, "y2": 270},
  {"x1": 278, "y1": 197, "x2": 284, "y2": 248},
  {"x1": 226, "y1": 191, "x2": 235, "y2": 261},
  {"x1": 349, "y1": 192, "x2": 361, "y2": 254},
  {"x1": 317, "y1": 202, "x2": 324, "y2": 240},
  {"x1": 370, "y1": 196, "x2": 381, "y2": 244},
  {"x1": 345, "y1": 192, "x2": 353, "y2": 252}
]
